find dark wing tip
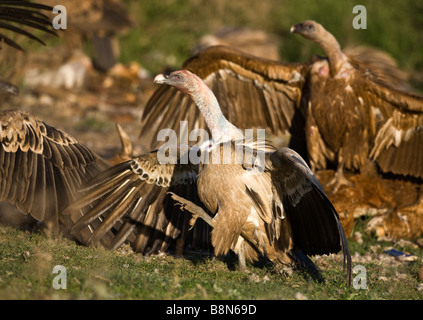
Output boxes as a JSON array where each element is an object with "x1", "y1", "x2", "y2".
[
  {"x1": 270, "y1": 147, "x2": 352, "y2": 284},
  {"x1": 0, "y1": 0, "x2": 58, "y2": 51}
]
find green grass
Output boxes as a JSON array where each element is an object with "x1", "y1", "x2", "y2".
[{"x1": 0, "y1": 221, "x2": 421, "y2": 300}]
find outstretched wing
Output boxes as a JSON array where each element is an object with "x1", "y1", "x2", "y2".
[
  {"x1": 0, "y1": 109, "x2": 110, "y2": 239},
  {"x1": 141, "y1": 45, "x2": 310, "y2": 149},
  {"x1": 267, "y1": 147, "x2": 351, "y2": 283},
  {"x1": 65, "y1": 146, "x2": 211, "y2": 255},
  {"x1": 0, "y1": 0, "x2": 57, "y2": 51}
]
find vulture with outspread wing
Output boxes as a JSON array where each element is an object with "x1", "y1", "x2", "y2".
[
  {"x1": 66, "y1": 143, "x2": 211, "y2": 255},
  {"x1": 67, "y1": 70, "x2": 351, "y2": 283},
  {"x1": 141, "y1": 21, "x2": 423, "y2": 191},
  {"x1": 290, "y1": 20, "x2": 423, "y2": 189},
  {"x1": 0, "y1": 109, "x2": 111, "y2": 242}
]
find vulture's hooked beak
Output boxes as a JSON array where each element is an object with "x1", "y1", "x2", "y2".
[
  {"x1": 290, "y1": 23, "x2": 301, "y2": 33},
  {"x1": 153, "y1": 73, "x2": 169, "y2": 84}
]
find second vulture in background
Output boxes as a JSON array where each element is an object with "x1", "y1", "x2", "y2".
[
  {"x1": 290, "y1": 20, "x2": 423, "y2": 189},
  {"x1": 141, "y1": 20, "x2": 423, "y2": 191}
]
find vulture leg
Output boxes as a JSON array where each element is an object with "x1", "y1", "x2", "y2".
[
  {"x1": 170, "y1": 192, "x2": 213, "y2": 227},
  {"x1": 171, "y1": 192, "x2": 250, "y2": 272},
  {"x1": 325, "y1": 162, "x2": 354, "y2": 193},
  {"x1": 175, "y1": 237, "x2": 185, "y2": 258},
  {"x1": 234, "y1": 237, "x2": 250, "y2": 273}
]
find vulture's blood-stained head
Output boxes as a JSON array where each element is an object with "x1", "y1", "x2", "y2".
[
  {"x1": 154, "y1": 70, "x2": 201, "y2": 96},
  {"x1": 290, "y1": 20, "x2": 323, "y2": 42}
]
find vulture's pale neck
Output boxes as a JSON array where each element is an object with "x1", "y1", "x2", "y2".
[
  {"x1": 189, "y1": 76, "x2": 244, "y2": 144},
  {"x1": 315, "y1": 30, "x2": 348, "y2": 76}
]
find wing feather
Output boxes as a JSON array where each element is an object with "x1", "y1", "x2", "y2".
[
  {"x1": 363, "y1": 77, "x2": 423, "y2": 178},
  {"x1": 0, "y1": 109, "x2": 110, "y2": 238},
  {"x1": 268, "y1": 147, "x2": 351, "y2": 283},
  {"x1": 0, "y1": 0, "x2": 57, "y2": 51},
  {"x1": 66, "y1": 147, "x2": 211, "y2": 254}
]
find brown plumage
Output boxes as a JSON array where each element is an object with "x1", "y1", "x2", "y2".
[
  {"x1": 141, "y1": 21, "x2": 423, "y2": 191},
  {"x1": 290, "y1": 20, "x2": 423, "y2": 189},
  {"x1": 0, "y1": 109, "x2": 110, "y2": 242},
  {"x1": 0, "y1": 0, "x2": 58, "y2": 95},
  {"x1": 106, "y1": 123, "x2": 134, "y2": 166},
  {"x1": 0, "y1": 109, "x2": 207, "y2": 254},
  {"x1": 69, "y1": 70, "x2": 351, "y2": 283},
  {"x1": 342, "y1": 45, "x2": 411, "y2": 92},
  {"x1": 193, "y1": 140, "x2": 350, "y2": 277}
]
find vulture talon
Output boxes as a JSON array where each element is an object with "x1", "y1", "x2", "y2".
[
  {"x1": 169, "y1": 192, "x2": 213, "y2": 227},
  {"x1": 188, "y1": 215, "x2": 199, "y2": 231},
  {"x1": 325, "y1": 167, "x2": 355, "y2": 193},
  {"x1": 274, "y1": 265, "x2": 294, "y2": 277}
]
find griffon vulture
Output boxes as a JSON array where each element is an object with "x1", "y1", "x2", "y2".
[
  {"x1": 67, "y1": 70, "x2": 351, "y2": 283},
  {"x1": 290, "y1": 20, "x2": 423, "y2": 189}
]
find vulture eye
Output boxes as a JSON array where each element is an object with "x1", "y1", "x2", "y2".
[{"x1": 307, "y1": 24, "x2": 315, "y2": 31}]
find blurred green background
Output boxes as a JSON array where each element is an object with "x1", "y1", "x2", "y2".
[{"x1": 115, "y1": 0, "x2": 423, "y2": 90}]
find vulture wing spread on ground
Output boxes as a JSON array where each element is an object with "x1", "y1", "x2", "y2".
[{"x1": 0, "y1": 109, "x2": 110, "y2": 241}]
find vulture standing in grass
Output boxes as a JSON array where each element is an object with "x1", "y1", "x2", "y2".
[
  {"x1": 141, "y1": 21, "x2": 423, "y2": 191},
  {"x1": 67, "y1": 70, "x2": 351, "y2": 283}
]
